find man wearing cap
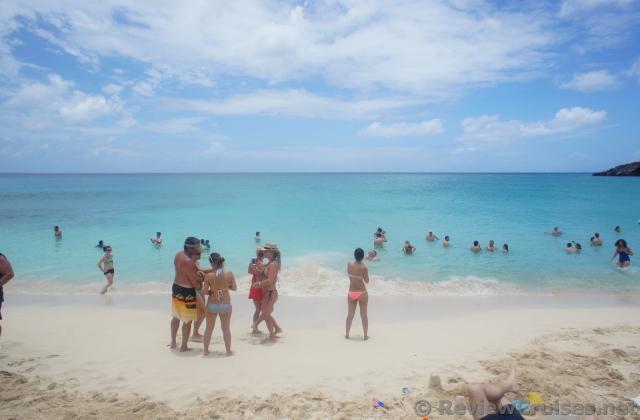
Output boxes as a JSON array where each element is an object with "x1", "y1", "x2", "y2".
[{"x1": 170, "y1": 237, "x2": 206, "y2": 351}]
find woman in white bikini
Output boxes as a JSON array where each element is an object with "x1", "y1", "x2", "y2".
[
  {"x1": 202, "y1": 252, "x2": 237, "y2": 356},
  {"x1": 345, "y1": 248, "x2": 370, "y2": 340}
]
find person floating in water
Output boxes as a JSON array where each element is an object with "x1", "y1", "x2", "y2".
[
  {"x1": 96, "y1": 240, "x2": 104, "y2": 248},
  {"x1": 426, "y1": 231, "x2": 439, "y2": 242},
  {"x1": 345, "y1": 248, "x2": 369, "y2": 340},
  {"x1": 0, "y1": 252, "x2": 16, "y2": 340},
  {"x1": 150, "y1": 232, "x2": 162, "y2": 245},
  {"x1": 612, "y1": 239, "x2": 633, "y2": 268},
  {"x1": 590, "y1": 233, "x2": 602, "y2": 246},
  {"x1": 97, "y1": 245, "x2": 115, "y2": 294},
  {"x1": 502, "y1": 243, "x2": 509, "y2": 253},
  {"x1": 403, "y1": 241, "x2": 416, "y2": 255},
  {"x1": 365, "y1": 250, "x2": 379, "y2": 261},
  {"x1": 565, "y1": 242, "x2": 576, "y2": 254},
  {"x1": 54, "y1": 225, "x2": 62, "y2": 238},
  {"x1": 614, "y1": 225, "x2": 621, "y2": 233},
  {"x1": 486, "y1": 240, "x2": 496, "y2": 252},
  {"x1": 443, "y1": 235, "x2": 450, "y2": 248},
  {"x1": 471, "y1": 241, "x2": 482, "y2": 253},
  {"x1": 546, "y1": 227, "x2": 562, "y2": 237},
  {"x1": 254, "y1": 231, "x2": 261, "y2": 242}
]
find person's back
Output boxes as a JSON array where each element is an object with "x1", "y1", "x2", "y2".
[
  {"x1": 347, "y1": 261, "x2": 367, "y2": 292},
  {"x1": 206, "y1": 269, "x2": 231, "y2": 304}
]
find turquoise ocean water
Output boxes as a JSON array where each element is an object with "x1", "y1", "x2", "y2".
[{"x1": 0, "y1": 173, "x2": 638, "y2": 296}]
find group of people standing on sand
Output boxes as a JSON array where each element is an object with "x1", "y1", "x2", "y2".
[{"x1": 169, "y1": 237, "x2": 283, "y2": 355}]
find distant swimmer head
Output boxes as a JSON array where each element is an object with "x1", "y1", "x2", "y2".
[
  {"x1": 256, "y1": 231, "x2": 260, "y2": 236},
  {"x1": 489, "y1": 240, "x2": 495, "y2": 246},
  {"x1": 184, "y1": 236, "x2": 202, "y2": 255},
  {"x1": 444, "y1": 235, "x2": 450, "y2": 241},
  {"x1": 614, "y1": 225, "x2": 621, "y2": 232},
  {"x1": 98, "y1": 240, "x2": 104, "y2": 247},
  {"x1": 156, "y1": 232, "x2": 161, "y2": 237},
  {"x1": 354, "y1": 248, "x2": 365, "y2": 262},
  {"x1": 473, "y1": 241, "x2": 479, "y2": 247},
  {"x1": 375, "y1": 232, "x2": 382, "y2": 238},
  {"x1": 566, "y1": 242, "x2": 572, "y2": 248},
  {"x1": 54, "y1": 225, "x2": 59, "y2": 231},
  {"x1": 201, "y1": 239, "x2": 206, "y2": 245},
  {"x1": 205, "y1": 240, "x2": 210, "y2": 245},
  {"x1": 503, "y1": 244, "x2": 509, "y2": 252},
  {"x1": 576, "y1": 243, "x2": 582, "y2": 250},
  {"x1": 594, "y1": 233, "x2": 600, "y2": 238}
]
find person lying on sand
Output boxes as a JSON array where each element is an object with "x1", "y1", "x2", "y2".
[
  {"x1": 346, "y1": 248, "x2": 369, "y2": 340},
  {"x1": 468, "y1": 369, "x2": 522, "y2": 420}
]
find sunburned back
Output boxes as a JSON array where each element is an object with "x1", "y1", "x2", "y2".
[
  {"x1": 206, "y1": 270, "x2": 230, "y2": 304},
  {"x1": 174, "y1": 251, "x2": 197, "y2": 288},
  {"x1": 347, "y1": 261, "x2": 367, "y2": 291}
]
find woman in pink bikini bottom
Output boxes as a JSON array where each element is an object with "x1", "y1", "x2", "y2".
[{"x1": 345, "y1": 248, "x2": 370, "y2": 340}]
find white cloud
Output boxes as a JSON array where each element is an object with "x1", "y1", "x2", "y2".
[
  {"x1": 3, "y1": 73, "x2": 120, "y2": 123},
  {"x1": 171, "y1": 89, "x2": 421, "y2": 120},
  {"x1": 1, "y1": 0, "x2": 557, "y2": 97},
  {"x1": 559, "y1": 0, "x2": 635, "y2": 17},
  {"x1": 628, "y1": 57, "x2": 640, "y2": 82},
  {"x1": 460, "y1": 107, "x2": 606, "y2": 143},
  {"x1": 560, "y1": 70, "x2": 620, "y2": 92},
  {"x1": 359, "y1": 120, "x2": 444, "y2": 138}
]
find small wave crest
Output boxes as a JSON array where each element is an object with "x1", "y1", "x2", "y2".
[{"x1": 6, "y1": 262, "x2": 527, "y2": 297}]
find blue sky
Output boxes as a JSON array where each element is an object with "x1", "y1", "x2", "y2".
[{"x1": 0, "y1": 0, "x2": 639, "y2": 172}]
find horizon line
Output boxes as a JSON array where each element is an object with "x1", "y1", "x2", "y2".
[{"x1": 0, "y1": 171, "x2": 601, "y2": 175}]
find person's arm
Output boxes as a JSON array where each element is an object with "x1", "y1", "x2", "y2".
[
  {"x1": 228, "y1": 272, "x2": 237, "y2": 291},
  {"x1": 0, "y1": 257, "x2": 15, "y2": 287},
  {"x1": 627, "y1": 247, "x2": 634, "y2": 256},
  {"x1": 97, "y1": 255, "x2": 105, "y2": 272},
  {"x1": 611, "y1": 251, "x2": 618, "y2": 261},
  {"x1": 258, "y1": 264, "x2": 277, "y2": 288},
  {"x1": 363, "y1": 266, "x2": 370, "y2": 284}
]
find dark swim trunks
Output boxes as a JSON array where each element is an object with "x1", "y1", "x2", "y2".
[
  {"x1": 171, "y1": 283, "x2": 197, "y2": 322},
  {"x1": 481, "y1": 405, "x2": 524, "y2": 420},
  {"x1": 103, "y1": 268, "x2": 115, "y2": 276}
]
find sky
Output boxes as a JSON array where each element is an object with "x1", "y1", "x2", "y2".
[{"x1": 0, "y1": 0, "x2": 639, "y2": 173}]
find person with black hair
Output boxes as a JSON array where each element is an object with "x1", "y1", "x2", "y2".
[{"x1": 345, "y1": 248, "x2": 370, "y2": 340}]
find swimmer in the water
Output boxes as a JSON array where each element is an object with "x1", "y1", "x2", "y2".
[
  {"x1": 151, "y1": 232, "x2": 162, "y2": 245},
  {"x1": 486, "y1": 240, "x2": 496, "y2": 252},
  {"x1": 443, "y1": 235, "x2": 450, "y2": 248},
  {"x1": 54, "y1": 225, "x2": 62, "y2": 238},
  {"x1": 502, "y1": 243, "x2": 509, "y2": 253},
  {"x1": 612, "y1": 239, "x2": 633, "y2": 268},
  {"x1": 365, "y1": 250, "x2": 379, "y2": 261},
  {"x1": 614, "y1": 225, "x2": 621, "y2": 233},
  {"x1": 403, "y1": 241, "x2": 416, "y2": 255},
  {"x1": 374, "y1": 232, "x2": 385, "y2": 247},
  {"x1": 566, "y1": 242, "x2": 576, "y2": 254},
  {"x1": 470, "y1": 241, "x2": 482, "y2": 253},
  {"x1": 426, "y1": 231, "x2": 439, "y2": 242},
  {"x1": 96, "y1": 240, "x2": 104, "y2": 248},
  {"x1": 255, "y1": 231, "x2": 261, "y2": 242},
  {"x1": 204, "y1": 240, "x2": 211, "y2": 250},
  {"x1": 546, "y1": 227, "x2": 562, "y2": 237},
  {"x1": 574, "y1": 242, "x2": 582, "y2": 252},
  {"x1": 590, "y1": 233, "x2": 602, "y2": 246},
  {"x1": 374, "y1": 227, "x2": 387, "y2": 241}
]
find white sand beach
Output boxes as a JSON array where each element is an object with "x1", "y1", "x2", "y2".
[{"x1": 2, "y1": 293, "x2": 640, "y2": 418}]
